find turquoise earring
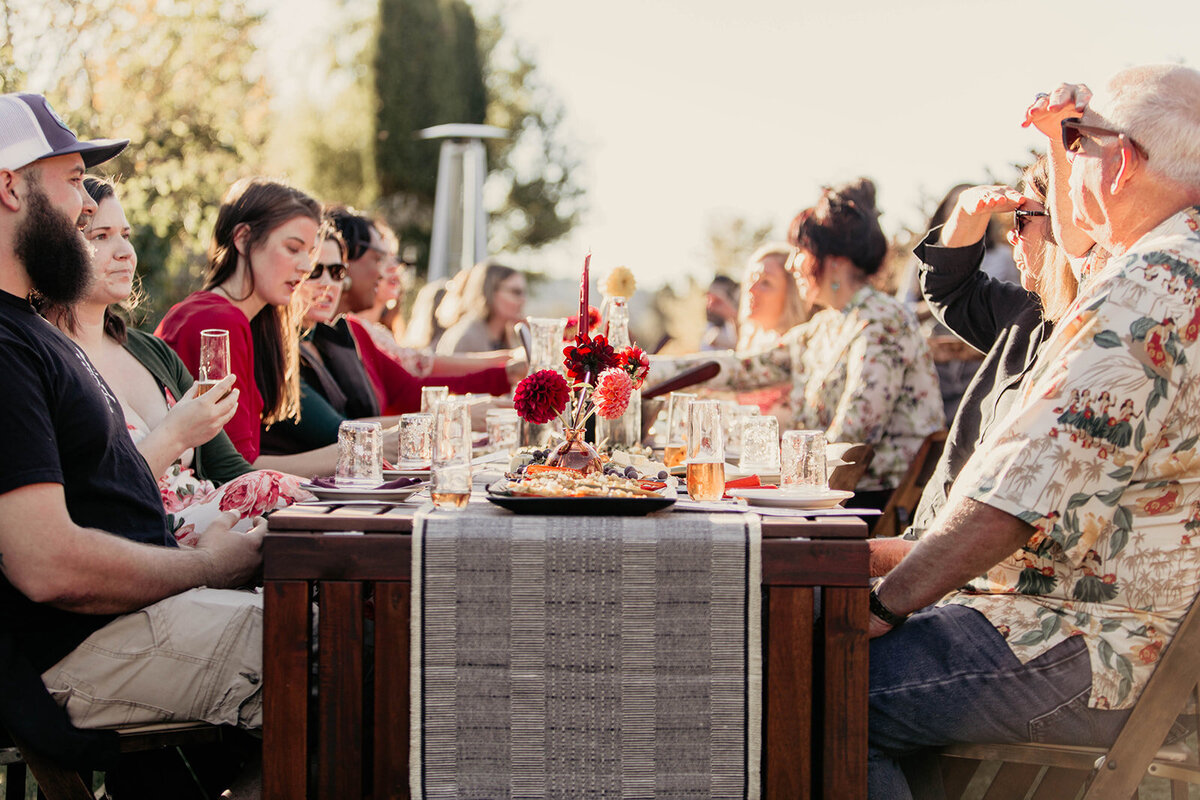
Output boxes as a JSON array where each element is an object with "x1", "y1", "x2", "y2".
[{"x1": 831, "y1": 280, "x2": 841, "y2": 293}]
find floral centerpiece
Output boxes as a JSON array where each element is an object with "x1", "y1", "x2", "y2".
[{"x1": 512, "y1": 254, "x2": 650, "y2": 474}]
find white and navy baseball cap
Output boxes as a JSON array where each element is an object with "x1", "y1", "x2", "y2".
[{"x1": 0, "y1": 93, "x2": 128, "y2": 171}]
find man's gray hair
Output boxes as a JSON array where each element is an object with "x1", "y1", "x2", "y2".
[{"x1": 1100, "y1": 64, "x2": 1200, "y2": 189}]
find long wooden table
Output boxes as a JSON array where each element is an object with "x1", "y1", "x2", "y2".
[{"x1": 263, "y1": 503, "x2": 870, "y2": 799}]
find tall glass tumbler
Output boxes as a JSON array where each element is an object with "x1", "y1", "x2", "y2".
[
  {"x1": 431, "y1": 398, "x2": 472, "y2": 509},
  {"x1": 335, "y1": 420, "x2": 384, "y2": 488},
  {"x1": 685, "y1": 399, "x2": 725, "y2": 501},
  {"x1": 782, "y1": 429, "x2": 828, "y2": 490},
  {"x1": 420, "y1": 385, "x2": 449, "y2": 414},
  {"x1": 198, "y1": 329, "x2": 230, "y2": 396},
  {"x1": 486, "y1": 408, "x2": 520, "y2": 456},
  {"x1": 663, "y1": 392, "x2": 696, "y2": 468},
  {"x1": 527, "y1": 317, "x2": 568, "y2": 371}
]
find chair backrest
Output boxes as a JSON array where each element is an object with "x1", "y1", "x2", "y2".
[
  {"x1": 872, "y1": 430, "x2": 947, "y2": 538},
  {"x1": 827, "y1": 443, "x2": 874, "y2": 493}
]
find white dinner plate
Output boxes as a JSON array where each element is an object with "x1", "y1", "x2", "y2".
[
  {"x1": 725, "y1": 487, "x2": 854, "y2": 509},
  {"x1": 300, "y1": 483, "x2": 427, "y2": 502}
]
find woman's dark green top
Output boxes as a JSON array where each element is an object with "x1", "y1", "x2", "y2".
[{"x1": 123, "y1": 328, "x2": 252, "y2": 485}]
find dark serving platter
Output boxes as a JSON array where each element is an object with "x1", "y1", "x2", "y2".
[{"x1": 485, "y1": 481, "x2": 675, "y2": 516}]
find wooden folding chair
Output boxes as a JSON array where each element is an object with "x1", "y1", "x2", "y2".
[
  {"x1": 933, "y1": 591, "x2": 1200, "y2": 799},
  {"x1": 872, "y1": 430, "x2": 948, "y2": 538},
  {"x1": 1, "y1": 721, "x2": 223, "y2": 800},
  {"x1": 827, "y1": 442, "x2": 875, "y2": 493}
]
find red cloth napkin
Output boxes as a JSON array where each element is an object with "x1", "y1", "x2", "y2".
[{"x1": 723, "y1": 475, "x2": 766, "y2": 499}]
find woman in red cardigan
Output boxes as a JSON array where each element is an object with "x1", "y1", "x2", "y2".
[{"x1": 157, "y1": 178, "x2": 349, "y2": 476}]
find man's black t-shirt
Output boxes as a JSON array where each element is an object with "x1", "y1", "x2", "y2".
[{"x1": 0, "y1": 290, "x2": 172, "y2": 672}]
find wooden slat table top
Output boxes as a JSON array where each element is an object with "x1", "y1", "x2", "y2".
[
  {"x1": 268, "y1": 501, "x2": 869, "y2": 539},
  {"x1": 265, "y1": 504, "x2": 869, "y2": 586}
]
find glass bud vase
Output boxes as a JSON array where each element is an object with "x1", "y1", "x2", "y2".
[{"x1": 545, "y1": 426, "x2": 603, "y2": 474}]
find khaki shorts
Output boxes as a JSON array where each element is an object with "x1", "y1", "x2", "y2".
[{"x1": 42, "y1": 587, "x2": 263, "y2": 730}]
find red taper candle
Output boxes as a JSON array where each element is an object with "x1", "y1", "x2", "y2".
[{"x1": 579, "y1": 251, "x2": 591, "y2": 337}]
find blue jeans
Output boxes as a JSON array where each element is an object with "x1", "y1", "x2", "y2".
[{"x1": 868, "y1": 603, "x2": 1128, "y2": 799}]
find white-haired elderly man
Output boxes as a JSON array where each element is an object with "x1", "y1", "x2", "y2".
[{"x1": 866, "y1": 64, "x2": 1200, "y2": 799}]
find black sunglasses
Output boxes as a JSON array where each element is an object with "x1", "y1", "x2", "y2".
[
  {"x1": 1061, "y1": 117, "x2": 1149, "y2": 160},
  {"x1": 1013, "y1": 209, "x2": 1049, "y2": 237},
  {"x1": 309, "y1": 262, "x2": 348, "y2": 281}
]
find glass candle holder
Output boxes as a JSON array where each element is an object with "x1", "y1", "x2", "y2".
[
  {"x1": 485, "y1": 408, "x2": 520, "y2": 456},
  {"x1": 334, "y1": 420, "x2": 383, "y2": 489},
  {"x1": 781, "y1": 429, "x2": 828, "y2": 490},
  {"x1": 738, "y1": 415, "x2": 780, "y2": 474},
  {"x1": 399, "y1": 412, "x2": 433, "y2": 468}
]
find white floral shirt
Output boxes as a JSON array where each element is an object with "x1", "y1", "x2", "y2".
[
  {"x1": 944, "y1": 206, "x2": 1200, "y2": 709},
  {"x1": 651, "y1": 286, "x2": 945, "y2": 490}
]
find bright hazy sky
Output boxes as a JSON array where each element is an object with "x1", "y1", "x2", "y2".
[{"x1": 265, "y1": 0, "x2": 1198, "y2": 288}]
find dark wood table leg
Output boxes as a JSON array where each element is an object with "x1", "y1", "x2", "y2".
[
  {"x1": 263, "y1": 580, "x2": 311, "y2": 800},
  {"x1": 823, "y1": 585, "x2": 869, "y2": 799},
  {"x1": 373, "y1": 581, "x2": 411, "y2": 799},
  {"x1": 317, "y1": 582, "x2": 364, "y2": 800},
  {"x1": 766, "y1": 586, "x2": 814, "y2": 800}
]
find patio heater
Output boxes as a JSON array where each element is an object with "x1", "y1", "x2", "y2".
[{"x1": 417, "y1": 123, "x2": 508, "y2": 282}]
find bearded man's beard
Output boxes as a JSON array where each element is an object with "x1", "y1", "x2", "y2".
[{"x1": 14, "y1": 178, "x2": 93, "y2": 307}]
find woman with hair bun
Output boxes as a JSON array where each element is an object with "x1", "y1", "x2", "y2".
[{"x1": 652, "y1": 179, "x2": 945, "y2": 508}]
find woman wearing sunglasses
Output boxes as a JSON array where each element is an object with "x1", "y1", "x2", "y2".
[
  {"x1": 44, "y1": 177, "x2": 311, "y2": 544},
  {"x1": 262, "y1": 224, "x2": 404, "y2": 454},
  {"x1": 902, "y1": 155, "x2": 1081, "y2": 539}
]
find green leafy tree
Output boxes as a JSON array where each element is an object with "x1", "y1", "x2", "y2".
[{"x1": 0, "y1": 0, "x2": 269, "y2": 326}]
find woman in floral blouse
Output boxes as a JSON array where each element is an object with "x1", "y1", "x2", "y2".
[{"x1": 653, "y1": 179, "x2": 945, "y2": 508}]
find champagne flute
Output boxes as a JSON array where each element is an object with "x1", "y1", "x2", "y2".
[
  {"x1": 198, "y1": 329, "x2": 230, "y2": 397},
  {"x1": 431, "y1": 397, "x2": 472, "y2": 509},
  {"x1": 685, "y1": 399, "x2": 725, "y2": 502}
]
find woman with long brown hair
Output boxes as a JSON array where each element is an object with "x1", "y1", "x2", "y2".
[{"x1": 157, "y1": 177, "x2": 343, "y2": 475}]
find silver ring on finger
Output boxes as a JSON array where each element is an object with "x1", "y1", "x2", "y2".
[{"x1": 1034, "y1": 92, "x2": 1050, "y2": 100}]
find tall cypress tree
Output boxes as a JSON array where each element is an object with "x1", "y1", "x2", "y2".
[{"x1": 374, "y1": 0, "x2": 487, "y2": 199}]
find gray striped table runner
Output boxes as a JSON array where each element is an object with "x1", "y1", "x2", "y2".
[{"x1": 411, "y1": 503, "x2": 762, "y2": 799}]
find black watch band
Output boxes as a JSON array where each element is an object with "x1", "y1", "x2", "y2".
[{"x1": 869, "y1": 585, "x2": 909, "y2": 627}]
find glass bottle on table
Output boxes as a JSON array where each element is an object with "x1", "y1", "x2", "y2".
[
  {"x1": 685, "y1": 399, "x2": 726, "y2": 502},
  {"x1": 595, "y1": 298, "x2": 641, "y2": 450}
]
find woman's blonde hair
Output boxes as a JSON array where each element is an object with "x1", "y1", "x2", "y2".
[
  {"x1": 1022, "y1": 156, "x2": 1078, "y2": 323},
  {"x1": 737, "y1": 243, "x2": 808, "y2": 349}
]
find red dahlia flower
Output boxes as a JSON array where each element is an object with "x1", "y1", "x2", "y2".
[
  {"x1": 618, "y1": 345, "x2": 650, "y2": 389},
  {"x1": 513, "y1": 369, "x2": 570, "y2": 424},
  {"x1": 593, "y1": 368, "x2": 633, "y2": 419},
  {"x1": 563, "y1": 334, "x2": 617, "y2": 386}
]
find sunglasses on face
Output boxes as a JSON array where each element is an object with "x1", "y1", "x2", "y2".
[
  {"x1": 1061, "y1": 117, "x2": 1149, "y2": 160},
  {"x1": 309, "y1": 262, "x2": 348, "y2": 281},
  {"x1": 1013, "y1": 209, "x2": 1049, "y2": 237}
]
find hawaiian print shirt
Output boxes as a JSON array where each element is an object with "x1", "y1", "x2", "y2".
[
  {"x1": 651, "y1": 286, "x2": 945, "y2": 491},
  {"x1": 944, "y1": 206, "x2": 1200, "y2": 710}
]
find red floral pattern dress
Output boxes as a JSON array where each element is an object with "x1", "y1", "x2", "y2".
[{"x1": 125, "y1": 389, "x2": 311, "y2": 546}]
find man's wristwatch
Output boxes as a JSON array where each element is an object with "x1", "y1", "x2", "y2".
[{"x1": 868, "y1": 584, "x2": 909, "y2": 628}]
